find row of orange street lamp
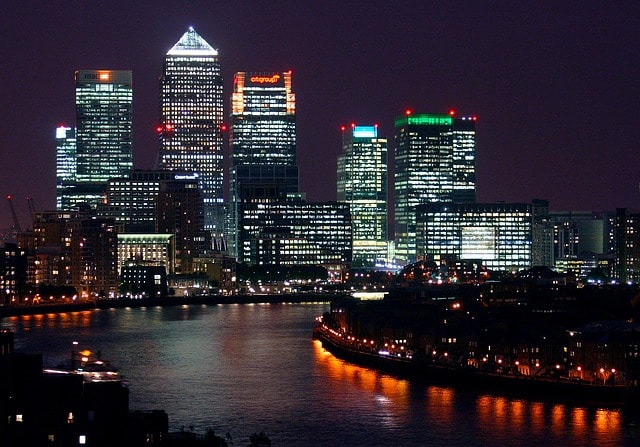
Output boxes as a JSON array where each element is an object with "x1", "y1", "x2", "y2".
[{"x1": 319, "y1": 322, "x2": 620, "y2": 384}]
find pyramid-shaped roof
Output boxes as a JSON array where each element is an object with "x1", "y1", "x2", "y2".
[{"x1": 167, "y1": 27, "x2": 218, "y2": 56}]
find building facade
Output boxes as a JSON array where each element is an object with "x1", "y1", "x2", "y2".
[
  {"x1": 394, "y1": 112, "x2": 476, "y2": 264},
  {"x1": 415, "y1": 202, "x2": 532, "y2": 272},
  {"x1": 157, "y1": 27, "x2": 224, "y2": 234},
  {"x1": 229, "y1": 71, "x2": 298, "y2": 256},
  {"x1": 65, "y1": 216, "x2": 119, "y2": 299},
  {"x1": 64, "y1": 70, "x2": 133, "y2": 209},
  {"x1": 240, "y1": 199, "x2": 352, "y2": 272},
  {"x1": 337, "y1": 125, "x2": 388, "y2": 267},
  {"x1": 55, "y1": 126, "x2": 77, "y2": 210},
  {"x1": 155, "y1": 178, "x2": 209, "y2": 274},
  {"x1": 99, "y1": 170, "x2": 199, "y2": 233},
  {"x1": 117, "y1": 233, "x2": 175, "y2": 276},
  {"x1": 612, "y1": 208, "x2": 640, "y2": 283}
]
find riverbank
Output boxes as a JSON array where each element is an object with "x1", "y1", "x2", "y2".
[
  {"x1": 313, "y1": 323, "x2": 633, "y2": 408},
  {"x1": 0, "y1": 293, "x2": 334, "y2": 318}
]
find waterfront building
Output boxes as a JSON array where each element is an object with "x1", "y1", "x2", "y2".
[
  {"x1": 394, "y1": 111, "x2": 477, "y2": 264},
  {"x1": 62, "y1": 70, "x2": 133, "y2": 210},
  {"x1": 19, "y1": 210, "x2": 119, "y2": 298},
  {"x1": 66, "y1": 215, "x2": 119, "y2": 299},
  {"x1": 192, "y1": 252, "x2": 237, "y2": 293},
  {"x1": 117, "y1": 233, "x2": 175, "y2": 275},
  {"x1": 55, "y1": 126, "x2": 76, "y2": 210},
  {"x1": 119, "y1": 264, "x2": 168, "y2": 297},
  {"x1": 156, "y1": 178, "x2": 210, "y2": 274},
  {"x1": 229, "y1": 71, "x2": 298, "y2": 256},
  {"x1": 415, "y1": 202, "x2": 532, "y2": 272},
  {"x1": 157, "y1": 27, "x2": 224, "y2": 234},
  {"x1": 0, "y1": 241, "x2": 27, "y2": 304},
  {"x1": 337, "y1": 124, "x2": 388, "y2": 267}
]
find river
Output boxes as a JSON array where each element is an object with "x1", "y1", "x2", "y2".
[{"x1": 2, "y1": 302, "x2": 640, "y2": 446}]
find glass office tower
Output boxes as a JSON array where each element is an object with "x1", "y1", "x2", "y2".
[
  {"x1": 394, "y1": 112, "x2": 476, "y2": 264},
  {"x1": 72, "y1": 69, "x2": 133, "y2": 208},
  {"x1": 158, "y1": 27, "x2": 224, "y2": 234},
  {"x1": 55, "y1": 126, "x2": 76, "y2": 210},
  {"x1": 337, "y1": 125, "x2": 388, "y2": 267},
  {"x1": 229, "y1": 71, "x2": 298, "y2": 256},
  {"x1": 230, "y1": 71, "x2": 296, "y2": 166}
]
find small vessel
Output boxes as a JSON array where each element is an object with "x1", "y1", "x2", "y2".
[{"x1": 44, "y1": 347, "x2": 122, "y2": 383}]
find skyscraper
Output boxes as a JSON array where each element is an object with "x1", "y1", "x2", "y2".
[
  {"x1": 229, "y1": 71, "x2": 298, "y2": 256},
  {"x1": 230, "y1": 71, "x2": 296, "y2": 166},
  {"x1": 55, "y1": 126, "x2": 76, "y2": 210},
  {"x1": 158, "y1": 27, "x2": 224, "y2": 234},
  {"x1": 394, "y1": 111, "x2": 476, "y2": 264},
  {"x1": 60, "y1": 70, "x2": 133, "y2": 210},
  {"x1": 337, "y1": 124, "x2": 388, "y2": 267}
]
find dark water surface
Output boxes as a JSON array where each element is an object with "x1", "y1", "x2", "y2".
[{"x1": 3, "y1": 303, "x2": 640, "y2": 446}]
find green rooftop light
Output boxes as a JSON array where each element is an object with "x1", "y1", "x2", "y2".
[{"x1": 394, "y1": 114, "x2": 453, "y2": 127}]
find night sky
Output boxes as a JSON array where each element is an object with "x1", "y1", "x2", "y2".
[{"x1": 0, "y1": 1, "x2": 638, "y2": 231}]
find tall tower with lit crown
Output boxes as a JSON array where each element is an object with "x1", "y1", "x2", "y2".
[
  {"x1": 337, "y1": 124, "x2": 388, "y2": 267},
  {"x1": 158, "y1": 27, "x2": 224, "y2": 234},
  {"x1": 394, "y1": 111, "x2": 476, "y2": 265},
  {"x1": 228, "y1": 71, "x2": 298, "y2": 257},
  {"x1": 63, "y1": 69, "x2": 133, "y2": 210}
]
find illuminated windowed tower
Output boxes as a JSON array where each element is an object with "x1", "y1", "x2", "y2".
[
  {"x1": 230, "y1": 71, "x2": 296, "y2": 166},
  {"x1": 55, "y1": 126, "x2": 77, "y2": 210},
  {"x1": 337, "y1": 125, "x2": 388, "y2": 267},
  {"x1": 71, "y1": 70, "x2": 133, "y2": 208},
  {"x1": 229, "y1": 71, "x2": 298, "y2": 256},
  {"x1": 394, "y1": 111, "x2": 476, "y2": 264},
  {"x1": 158, "y1": 27, "x2": 224, "y2": 234}
]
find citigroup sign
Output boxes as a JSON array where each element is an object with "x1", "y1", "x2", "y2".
[{"x1": 249, "y1": 74, "x2": 281, "y2": 84}]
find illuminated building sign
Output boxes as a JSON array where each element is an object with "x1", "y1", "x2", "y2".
[
  {"x1": 174, "y1": 173, "x2": 199, "y2": 180},
  {"x1": 394, "y1": 114, "x2": 453, "y2": 127},
  {"x1": 352, "y1": 126, "x2": 377, "y2": 139},
  {"x1": 249, "y1": 74, "x2": 282, "y2": 85}
]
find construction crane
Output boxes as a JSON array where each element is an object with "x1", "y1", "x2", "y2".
[
  {"x1": 26, "y1": 196, "x2": 36, "y2": 227},
  {"x1": 6, "y1": 195, "x2": 22, "y2": 233}
]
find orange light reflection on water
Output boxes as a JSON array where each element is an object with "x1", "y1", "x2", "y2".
[
  {"x1": 476, "y1": 393, "x2": 624, "y2": 445},
  {"x1": 313, "y1": 340, "x2": 410, "y2": 428},
  {"x1": 315, "y1": 340, "x2": 627, "y2": 446},
  {"x1": 7, "y1": 310, "x2": 95, "y2": 329}
]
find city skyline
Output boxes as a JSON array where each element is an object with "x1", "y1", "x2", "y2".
[{"x1": 0, "y1": 1, "x2": 638, "y2": 231}]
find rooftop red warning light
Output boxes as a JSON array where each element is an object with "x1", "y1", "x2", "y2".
[{"x1": 449, "y1": 109, "x2": 456, "y2": 116}]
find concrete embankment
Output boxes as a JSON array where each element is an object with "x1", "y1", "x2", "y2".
[{"x1": 0, "y1": 293, "x2": 334, "y2": 318}]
